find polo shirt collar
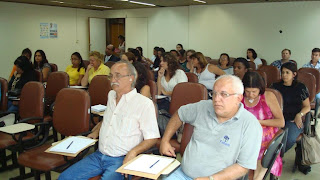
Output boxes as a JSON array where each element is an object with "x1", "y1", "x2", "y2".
[{"x1": 211, "y1": 103, "x2": 244, "y2": 124}]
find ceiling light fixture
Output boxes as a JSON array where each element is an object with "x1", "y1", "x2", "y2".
[
  {"x1": 193, "y1": 0, "x2": 207, "y2": 3},
  {"x1": 89, "y1": 5, "x2": 112, "y2": 8},
  {"x1": 50, "y1": 1, "x2": 64, "y2": 4},
  {"x1": 129, "y1": 1, "x2": 156, "y2": 6}
]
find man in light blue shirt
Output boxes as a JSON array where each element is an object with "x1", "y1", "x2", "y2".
[
  {"x1": 302, "y1": 48, "x2": 320, "y2": 70},
  {"x1": 160, "y1": 75, "x2": 262, "y2": 180},
  {"x1": 303, "y1": 48, "x2": 320, "y2": 100}
]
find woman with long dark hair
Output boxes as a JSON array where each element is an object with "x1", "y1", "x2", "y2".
[
  {"x1": 157, "y1": 53, "x2": 187, "y2": 111},
  {"x1": 33, "y1": 50, "x2": 51, "y2": 81},
  {"x1": 65, "y1": 52, "x2": 85, "y2": 86},
  {"x1": 133, "y1": 62, "x2": 151, "y2": 98},
  {"x1": 8, "y1": 56, "x2": 36, "y2": 112},
  {"x1": 271, "y1": 62, "x2": 311, "y2": 174}
]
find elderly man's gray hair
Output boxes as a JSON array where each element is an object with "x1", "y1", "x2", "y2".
[
  {"x1": 115, "y1": 60, "x2": 137, "y2": 88},
  {"x1": 213, "y1": 75, "x2": 244, "y2": 94}
]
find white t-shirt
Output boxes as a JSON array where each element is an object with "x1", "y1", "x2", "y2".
[
  {"x1": 161, "y1": 69, "x2": 188, "y2": 92},
  {"x1": 247, "y1": 58, "x2": 262, "y2": 69}
]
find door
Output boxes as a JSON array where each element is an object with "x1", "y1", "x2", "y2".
[{"x1": 89, "y1": 18, "x2": 106, "y2": 54}]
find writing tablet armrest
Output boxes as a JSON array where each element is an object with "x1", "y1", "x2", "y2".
[{"x1": 0, "y1": 123, "x2": 35, "y2": 134}]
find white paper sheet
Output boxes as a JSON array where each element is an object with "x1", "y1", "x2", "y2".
[
  {"x1": 124, "y1": 154, "x2": 174, "y2": 175},
  {"x1": 91, "y1": 104, "x2": 107, "y2": 112},
  {"x1": 49, "y1": 136, "x2": 96, "y2": 154},
  {"x1": 155, "y1": 95, "x2": 168, "y2": 100},
  {"x1": 69, "y1": 86, "x2": 87, "y2": 89}
]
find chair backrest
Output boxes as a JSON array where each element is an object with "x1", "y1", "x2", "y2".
[
  {"x1": 299, "y1": 67, "x2": 320, "y2": 94},
  {"x1": 35, "y1": 70, "x2": 43, "y2": 82},
  {"x1": 180, "y1": 123, "x2": 194, "y2": 157},
  {"x1": 45, "y1": 72, "x2": 69, "y2": 107},
  {"x1": 229, "y1": 57, "x2": 236, "y2": 66},
  {"x1": 254, "y1": 70, "x2": 267, "y2": 87},
  {"x1": 147, "y1": 80, "x2": 157, "y2": 103},
  {"x1": 88, "y1": 75, "x2": 111, "y2": 105},
  {"x1": 248, "y1": 61, "x2": 256, "y2": 71},
  {"x1": 105, "y1": 61, "x2": 115, "y2": 69},
  {"x1": 169, "y1": 82, "x2": 208, "y2": 115},
  {"x1": 83, "y1": 60, "x2": 90, "y2": 69},
  {"x1": 147, "y1": 70, "x2": 155, "y2": 81},
  {"x1": 265, "y1": 88, "x2": 283, "y2": 110},
  {"x1": 261, "y1": 59, "x2": 267, "y2": 66},
  {"x1": 186, "y1": 72, "x2": 198, "y2": 83},
  {"x1": 53, "y1": 88, "x2": 91, "y2": 136},
  {"x1": 259, "y1": 65, "x2": 281, "y2": 87},
  {"x1": 261, "y1": 129, "x2": 285, "y2": 179},
  {"x1": 19, "y1": 82, "x2": 45, "y2": 122},
  {"x1": 0, "y1": 78, "x2": 8, "y2": 111},
  {"x1": 49, "y1": 63, "x2": 58, "y2": 72},
  {"x1": 208, "y1": 59, "x2": 218, "y2": 65},
  {"x1": 297, "y1": 71, "x2": 316, "y2": 103}
]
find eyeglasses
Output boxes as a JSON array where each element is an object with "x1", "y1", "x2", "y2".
[
  {"x1": 211, "y1": 90, "x2": 238, "y2": 99},
  {"x1": 108, "y1": 73, "x2": 131, "y2": 80}
]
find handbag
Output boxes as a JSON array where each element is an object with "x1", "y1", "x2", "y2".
[{"x1": 301, "y1": 124, "x2": 320, "y2": 165}]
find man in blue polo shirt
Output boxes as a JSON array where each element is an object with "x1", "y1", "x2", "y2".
[{"x1": 160, "y1": 75, "x2": 262, "y2": 180}]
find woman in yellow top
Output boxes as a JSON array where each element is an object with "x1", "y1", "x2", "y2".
[
  {"x1": 81, "y1": 51, "x2": 110, "y2": 87},
  {"x1": 65, "y1": 52, "x2": 85, "y2": 86}
]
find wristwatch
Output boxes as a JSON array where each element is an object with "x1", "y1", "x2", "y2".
[
  {"x1": 299, "y1": 112, "x2": 304, "y2": 117},
  {"x1": 209, "y1": 176, "x2": 214, "y2": 180}
]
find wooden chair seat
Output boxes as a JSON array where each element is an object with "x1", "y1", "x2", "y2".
[
  {"x1": 0, "y1": 132, "x2": 34, "y2": 149},
  {"x1": 18, "y1": 144, "x2": 73, "y2": 171}
]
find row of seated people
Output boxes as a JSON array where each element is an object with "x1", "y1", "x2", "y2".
[
  {"x1": 0, "y1": 59, "x2": 314, "y2": 179},
  {"x1": 2, "y1": 46, "x2": 319, "y2": 178}
]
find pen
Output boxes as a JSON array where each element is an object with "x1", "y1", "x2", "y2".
[
  {"x1": 66, "y1": 141, "x2": 73, "y2": 149},
  {"x1": 149, "y1": 159, "x2": 160, "y2": 168}
]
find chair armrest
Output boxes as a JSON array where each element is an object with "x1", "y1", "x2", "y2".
[
  {"x1": 18, "y1": 117, "x2": 43, "y2": 123},
  {"x1": 0, "y1": 111, "x2": 14, "y2": 118}
]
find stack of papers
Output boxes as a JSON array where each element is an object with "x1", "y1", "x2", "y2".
[
  {"x1": 124, "y1": 154, "x2": 174, "y2": 175},
  {"x1": 91, "y1": 104, "x2": 107, "y2": 112},
  {"x1": 48, "y1": 136, "x2": 96, "y2": 154},
  {"x1": 155, "y1": 95, "x2": 168, "y2": 100}
]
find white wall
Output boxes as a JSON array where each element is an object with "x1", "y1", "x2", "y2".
[
  {"x1": 103, "y1": 1, "x2": 320, "y2": 67},
  {"x1": 0, "y1": 2, "x2": 104, "y2": 79},
  {"x1": 1, "y1": 1, "x2": 320, "y2": 79},
  {"x1": 188, "y1": 2, "x2": 320, "y2": 67}
]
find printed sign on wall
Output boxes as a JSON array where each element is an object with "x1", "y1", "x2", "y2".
[
  {"x1": 40, "y1": 23, "x2": 58, "y2": 39},
  {"x1": 40, "y1": 23, "x2": 49, "y2": 39}
]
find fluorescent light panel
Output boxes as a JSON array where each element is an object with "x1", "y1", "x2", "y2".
[
  {"x1": 51, "y1": 1, "x2": 64, "y2": 3},
  {"x1": 129, "y1": 1, "x2": 156, "y2": 6},
  {"x1": 89, "y1": 4, "x2": 112, "y2": 8},
  {"x1": 193, "y1": 0, "x2": 206, "y2": 3}
]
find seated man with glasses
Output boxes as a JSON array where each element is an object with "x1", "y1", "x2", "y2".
[
  {"x1": 160, "y1": 75, "x2": 263, "y2": 180},
  {"x1": 59, "y1": 61, "x2": 160, "y2": 180}
]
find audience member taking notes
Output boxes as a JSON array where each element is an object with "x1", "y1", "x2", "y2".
[
  {"x1": 160, "y1": 75, "x2": 262, "y2": 180},
  {"x1": 59, "y1": 61, "x2": 160, "y2": 180}
]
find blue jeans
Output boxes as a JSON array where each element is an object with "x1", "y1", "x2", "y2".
[
  {"x1": 285, "y1": 121, "x2": 303, "y2": 152},
  {"x1": 162, "y1": 167, "x2": 192, "y2": 180},
  {"x1": 7, "y1": 100, "x2": 18, "y2": 113},
  {"x1": 59, "y1": 151, "x2": 126, "y2": 180}
]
